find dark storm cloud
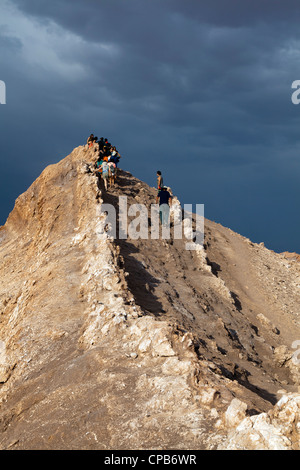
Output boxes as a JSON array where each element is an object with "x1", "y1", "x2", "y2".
[
  {"x1": 11, "y1": 0, "x2": 300, "y2": 29},
  {"x1": 7, "y1": 0, "x2": 298, "y2": 110},
  {"x1": 9, "y1": 0, "x2": 298, "y2": 134},
  {"x1": 1, "y1": 0, "x2": 300, "y2": 253}
]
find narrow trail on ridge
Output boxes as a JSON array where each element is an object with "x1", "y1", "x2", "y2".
[{"x1": 98, "y1": 168, "x2": 300, "y2": 414}]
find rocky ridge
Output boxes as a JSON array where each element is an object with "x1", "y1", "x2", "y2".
[{"x1": 0, "y1": 144, "x2": 299, "y2": 450}]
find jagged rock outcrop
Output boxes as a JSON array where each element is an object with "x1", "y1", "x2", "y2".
[
  {"x1": 0, "y1": 144, "x2": 299, "y2": 450},
  {"x1": 282, "y1": 252, "x2": 300, "y2": 263},
  {"x1": 219, "y1": 394, "x2": 300, "y2": 450}
]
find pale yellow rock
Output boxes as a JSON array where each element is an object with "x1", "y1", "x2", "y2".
[{"x1": 225, "y1": 398, "x2": 248, "y2": 429}]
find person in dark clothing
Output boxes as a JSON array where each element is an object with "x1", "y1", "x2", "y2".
[
  {"x1": 156, "y1": 186, "x2": 171, "y2": 205},
  {"x1": 156, "y1": 186, "x2": 172, "y2": 226},
  {"x1": 98, "y1": 147, "x2": 105, "y2": 160},
  {"x1": 103, "y1": 145, "x2": 111, "y2": 158},
  {"x1": 97, "y1": 137, "x2": 105, "y2": 150}
]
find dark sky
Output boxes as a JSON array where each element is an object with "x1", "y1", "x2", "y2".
[{"x1": 1, "y1": 0, "x2": 300, "y2": 253}]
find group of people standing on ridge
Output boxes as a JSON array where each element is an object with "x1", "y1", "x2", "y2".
[
  {"x1": 87, "y1": 134, "x2": 121, "y2": 190},
  {"x1": 86, "y1": 133, "x2": 172, "y2": 226}
]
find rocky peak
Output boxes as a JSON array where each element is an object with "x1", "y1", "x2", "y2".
[{"x1": 0, "y1": 144, "x2": 299, "y2": 450}]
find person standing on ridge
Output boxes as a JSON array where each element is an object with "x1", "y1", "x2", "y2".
[
  {"x1": 101, "y1": 160, "x2": 109, "y2": 190},
  {"x1": 156, "y1": 186, "x2": 172, "y2": 227},
  {"x1": 97, "y1": 137, "x2": 105, "y2": 151},
  {"x1": 87, "y1": 134, "x2": 95, "y2": 148},
  {"x1": 157, "y1": 171, "x2": 163, "y2": 191},
  {"x1": 108, "y1": 160, "x2": 116, "y2": 187}
]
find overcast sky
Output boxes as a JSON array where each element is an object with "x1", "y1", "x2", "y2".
[{"x1": 0, "y1": 0, "x2": 300, "y2": 253}]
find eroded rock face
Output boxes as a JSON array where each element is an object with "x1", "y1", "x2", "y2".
[
  {"x1": 219, "y1": 394, "x2": 300, "y2": 450},
  {"x1": 0, "y1": 145, "x2": 299, "y2": 450}
]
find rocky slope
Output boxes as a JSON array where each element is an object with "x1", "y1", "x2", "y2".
[{"x1": 0, "y1": 144, "x2": 299, "y2": 450}]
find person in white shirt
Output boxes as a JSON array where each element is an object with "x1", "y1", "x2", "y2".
[{"x1": 101, "y1": 160, "x2": 109, "y2": 190}]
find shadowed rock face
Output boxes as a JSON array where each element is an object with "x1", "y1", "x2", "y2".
[{"x1": 0, "y1": 145, "x2": 299, "y2": 450}]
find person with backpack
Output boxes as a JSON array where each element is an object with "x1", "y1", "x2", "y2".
[
  {"x1": 109, "y1": 150, "x2": 121, "y2": 172},
  {"x1": 108, "y1": 160, "x2": 116, "y2": 187}
]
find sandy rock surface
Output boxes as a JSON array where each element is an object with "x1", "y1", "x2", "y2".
[{"x1": 0, "y1": 145, "x2": 299, "y2": 449}]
